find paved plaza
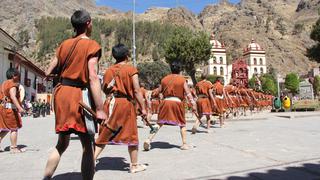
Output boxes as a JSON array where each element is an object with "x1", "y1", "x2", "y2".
[{"x1": 0, "y1": 112, "x2": 320, "y2": 180}]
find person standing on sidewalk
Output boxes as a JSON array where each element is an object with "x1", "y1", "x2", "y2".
[
  {"x1": 43, "y1": 10, "x2": 107, "y2": 180},
  {"x1": 0, "y1": 68, "x2": 25, "y2": 153}
]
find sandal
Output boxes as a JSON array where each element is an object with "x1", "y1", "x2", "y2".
[
  {"x1": 191, "y1": 126, "x2": 197, "y2": 134},
  {"x1": 10, "y1": 146, "x2": 26, "y2": 153},
  {"x1": 129, "y1": 163, "x2": 147, "y2": 173},
  {"x1": 180, "y1": 144, "x2": 194, "y2": 150},
  {"x1": 143, "y1": 139, "x2": 151, "y2": 151},
  {"x1": 0, "y1": 147, "x2": 4, "y2": 153}
]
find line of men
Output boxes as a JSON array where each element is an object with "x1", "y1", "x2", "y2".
[
  {"x1": 0, "y1": 9, "x2": 273, "y2": 180},
  {"x1": 143, "y1": 75, "x2": 273, "y2": 136}
]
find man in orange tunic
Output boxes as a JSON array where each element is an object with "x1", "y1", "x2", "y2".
[
  {"x1": 212, "y1": 79, "x2": 226, "y2": 127},
  {"x1": 43, "y1": 10, "x2": 107, "y2": 180},
  {"x1": 0, "y1": 68, "x2": 25, "y2": 153},
  {"x1": 143, "y1": 60, "x2": 197, "y2": 151},
  {"x1": 191, "y1": 73, "x2": 214, "y2": 134},
  {"x1": 94, "y1": 44, "x2": 147, "y2": 173},
  {"x1": 150, "y1": 86, "x2": 161, "y2": 114}
]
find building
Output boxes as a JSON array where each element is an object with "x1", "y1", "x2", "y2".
[
  {"x1": 202, "y1": 33, "x2": 267, "y2": 87},
  {"x1": 202, "y1": 33, "x2": 232, "y2": 84},
  {"x1": 0, "y1": 28, "x2": 46, "y2": 102},
  {"x1": 243, "y1": 39, "x2": 267, "y2": 78}
]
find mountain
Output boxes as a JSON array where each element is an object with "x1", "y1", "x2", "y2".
[{"x1": 0, "y1": 0, "x2": 319, "y2": 75}]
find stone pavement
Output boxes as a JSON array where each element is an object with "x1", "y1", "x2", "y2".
[{"x1": 0, "y1": 111, "x2": 320, "y2": 180}]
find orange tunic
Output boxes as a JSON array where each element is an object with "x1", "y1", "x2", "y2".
[
  {"x1": 0, "y1": 80, "x2": 22, "y2": 131},
  {"x1": 151, "y1": 88, "x2": 160, "y2": 114},
  {"x1": 54, "y1": 37, "x2": 101, "y2": 134},
  {"x1": 224, "y1": 85, "x2": 238, "y2": 108},
  {"x1": 212, "y1": 81, "x2": 225, "y2": 114},
  {"x1": 158, "y1": 74, "x2": 186, "y2": 127},
  {"x1": 195, "y1": 80, "x2": 213, "y2": 115},
  {"x1": 239, "y1": 88, "x2": 250, "y2": 107},
  {"x1": 96, "y1": 64, "x2": 139, "y2": 146}
]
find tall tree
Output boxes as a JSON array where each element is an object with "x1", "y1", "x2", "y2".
[
  {"x1": 137, "y1": 61, "x2": 171, "y2": 89},
  {"x1": 307, "y1": 15, "x2": 320, "y2": 62},
  {"x1": 313, "y1": 75, "x2": 320, "y2": 97},
  {"x1": 164, "y1": 27, "x2": 211, "y2": 85},
  {"x1": 284, "y1": 73, "x2": 300, "y2": 95}
]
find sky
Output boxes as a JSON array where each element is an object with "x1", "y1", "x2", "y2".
[{"x1": 95, "y1": 0, "x2": 241, "y2": 14}]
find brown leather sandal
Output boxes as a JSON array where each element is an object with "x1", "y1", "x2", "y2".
[
  {"x1": 129, "y1": 163, "x2": 147, "y2": 173},
  {"x1": 10, "y1": 146, "x2": 26, "y2": 153}
]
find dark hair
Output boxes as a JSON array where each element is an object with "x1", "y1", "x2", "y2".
[
  {"x1": 6, "y1": 68, "x2": 20, "y2": 79},
  {"x1": 71, "y1": 10, "x2": 91, "y2": 32},
  {"x1": 112, "y1": 44, "x2": 129, "y2": 62},
  {"x1": 170, "y1": 60, "x2": 182, "y2": 74}
]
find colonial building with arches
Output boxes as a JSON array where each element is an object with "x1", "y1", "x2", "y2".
[{"x1": 202, "y1": 34, "x2": 267, "y2": 87}]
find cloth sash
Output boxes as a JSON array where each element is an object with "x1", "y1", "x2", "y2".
[
  {"x1": 5, "y1": 103, "x2": 17, "y2": 109},
  {"x1": 164, "y1": 97, "x2": 181, "y2": 102},
  {"x1": 82, "y1": 88, "x2": 96, "y2": 135},
  {"x1": 198, "y1": 94, "x2": 208, "y2": 98}
]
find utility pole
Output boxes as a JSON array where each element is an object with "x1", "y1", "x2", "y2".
[{"x1": 132, "y1": 0, "x2": 136, "y2": 67}]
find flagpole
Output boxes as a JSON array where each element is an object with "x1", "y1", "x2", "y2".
[{"x1": 132, "y1": 0, "x2": 136, "y2": 67}]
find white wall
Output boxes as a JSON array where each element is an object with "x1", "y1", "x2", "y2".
[{"x1": 244, "y1": 53, "x2": 267, "y2": 79}]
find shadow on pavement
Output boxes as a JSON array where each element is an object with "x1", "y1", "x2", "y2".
[
  {"x1": 52, "y1": 172, "x2": 82, "y2": 180},
  {"x1": 4, "y1": 144, "x2": 27, "y2": 151},
  {"x1": 150, "y1": 141, "x2": 180, "y2": 150},
  {"x1": 185, "y1": 161, "x2": 320, "y2": 180},
  {"x1": 187, "y1": 129, "x2": 208, "y2": 134},
  {"x1": 95, "y1": 156, "x2": 129, "y2": 172}
]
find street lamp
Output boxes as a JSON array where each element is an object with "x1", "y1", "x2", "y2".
[{"x1": 132, "y1": 0, "x2": 136, "y2": 67}]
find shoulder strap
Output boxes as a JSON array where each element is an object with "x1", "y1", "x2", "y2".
[
  {"x1": 58, "y1": 38, "x2": 83, "y2": 76},
  {"x1": 161, "y1": 75, "x2": 176, "y2": 95}
]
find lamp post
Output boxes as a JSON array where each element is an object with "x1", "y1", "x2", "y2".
[{"x1": 132, "y1": 0, "x2": 136, "y2": 67}]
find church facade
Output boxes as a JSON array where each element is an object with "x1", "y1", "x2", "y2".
[{"x1": 202, "y1": 34, "x2": 267, "y2": 87}]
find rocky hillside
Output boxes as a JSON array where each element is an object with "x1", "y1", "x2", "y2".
[{"x1": 1, "y1": 0, "x2": 320, "y2": 75}]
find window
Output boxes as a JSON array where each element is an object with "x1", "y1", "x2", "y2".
[
  {"x1": 213, "y1": 56, "x2": 217, "y2": 64},
  {"x1": 254, "y1": 58, "x2": 257, "y2": 65},
  {"x1": 220, "y1": 67, "x2": 224, "y2": 75},
  {"x1": 213, "y1": 66, "x2": 217, "y2": 75},
  {"x1": 33, "y1": 76, "x2": 37, "y2": 89},
  {"x1": 219, "y1": 57, "x2": 223, "y2": 64},
  {"x1": 260, "y1": 67, "x2": 264, "y2": 74},
  {"x1": 260, "y1": 58, "x2": 263, "y2": 65},
  {"x1": 254, "y1": 68, "x2": 258, "y2": 73}
]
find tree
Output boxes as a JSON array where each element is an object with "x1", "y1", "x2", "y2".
[
  {"x1": 137, "y1": 61, "x2": 170, "y2": 89},
  {"x1": 164, "y1": 27, "x2": 211, "y2": 85},
  {"x1": 313, "y1": 75, "x2": 320, "y2": 97},
  {"x1": 284, "y1": 73, "x2": 300, "y2": 95},
  {"x1": 307, "y1": 16, "x2": 320, "y2": 62},
  {"x1": 261, "y1": 76, "x2": 277, "y2": 95},
  {"x1": 206, "y1": 75, "x2": 221, "y2": 84},
  {"x1": 248, "y1": 77, "x2": 256, "y2": 89}
]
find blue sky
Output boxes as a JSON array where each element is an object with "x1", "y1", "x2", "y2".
[{"x1": 96, "y1": 0, "x2": 241, "y2": 14}]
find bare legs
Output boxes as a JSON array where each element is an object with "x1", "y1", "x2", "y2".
[
  {"x1": 94, "y1": 143, "x2": 145, "y2": 173},
  {"x1": 0, "y1": 131, "x2": 8, "y2": 151},
  {"x1": 192, "y1": 115, "x2": 211, "y2": 134},
  {"x1": 44, "y1": 133, "x2": 94, "y2": 180},
  {"x1": 79, "y1": 134, "x2": 95, "y2": 180}
]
